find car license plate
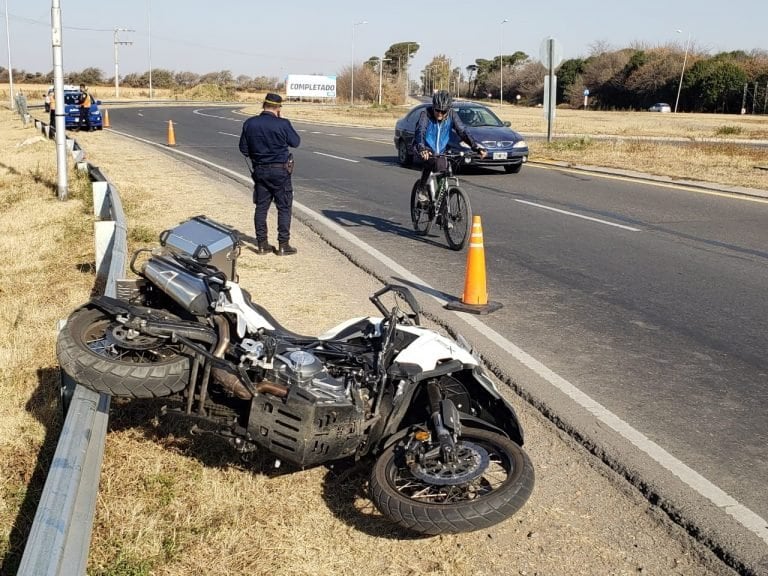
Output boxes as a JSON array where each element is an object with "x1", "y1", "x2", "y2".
[{"x1": 492, "y1": 152, "x2": 508, "y2": 160}]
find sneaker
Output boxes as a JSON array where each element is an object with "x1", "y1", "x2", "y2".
[
  {"x1": 417, "y1": 190, "x2": 428, "y2": 203},
  {"x1": 276, "y1": 242, "x2": 297, "y2": 256},
  {"x1": 253, "y1": 240, "x2": 274, "y2": 255}
]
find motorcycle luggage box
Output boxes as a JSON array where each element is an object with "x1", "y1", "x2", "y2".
[{"x1": 159, "y1": 215, "x2": 240, "y2": 281}]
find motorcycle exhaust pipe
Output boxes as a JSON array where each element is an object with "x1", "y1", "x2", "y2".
[{"x1": 209, "y1": 316, "x2": 289, "y2": 400}]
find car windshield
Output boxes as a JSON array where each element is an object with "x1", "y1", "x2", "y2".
[
  {"x1": 64, "y1": 93, "x2": 80, "y2": 106},
  {"x1": 457, "y1": 107, "x2": 503, "y2": 128}
]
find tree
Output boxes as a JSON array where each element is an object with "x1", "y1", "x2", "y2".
[{"x1": 685, "y1": 57, "x2": 748, "y2": 113}]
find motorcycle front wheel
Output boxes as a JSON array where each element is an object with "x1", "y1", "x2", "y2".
[
  {"x1": 370, "y1": 427, "x2": 534, "y2": 535},
  {"x1": 57, "y1": 306, "x2": 191, "y2": 398}
]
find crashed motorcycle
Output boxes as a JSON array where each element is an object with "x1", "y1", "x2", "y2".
[{"x1": 57, "y1": 216, "x2": 534, "y2": 535}]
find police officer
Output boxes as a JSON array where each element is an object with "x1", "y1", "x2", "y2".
[
  {"x1": 78, "y1": 84, "x2": 92, "y2": 131},
  {"x1": 239, "y1": 93, "x2": 301, "y2": 256}
]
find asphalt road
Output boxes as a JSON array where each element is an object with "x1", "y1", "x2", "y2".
[{"x1": 105, "y1": 105, "x2": 768, "y2": 572}]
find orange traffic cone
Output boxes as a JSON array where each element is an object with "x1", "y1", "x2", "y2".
[
  {"x1": 445, "y1": 215, "x2": 503, "y2": 314},
  {"x1": 167, "y1": 120, "x2": 176, "y2": 146},
  {"x1": 102, "y1": 108, "x2": 110, "y2": 128}
]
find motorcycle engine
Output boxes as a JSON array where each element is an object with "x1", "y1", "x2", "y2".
[{"x1": 272, "y1": 349, "x2": 348, "y2": 402}]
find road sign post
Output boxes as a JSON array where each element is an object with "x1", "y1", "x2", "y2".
[{"x1": 540, "y1": 37, "x2": 562, "y2": 143}]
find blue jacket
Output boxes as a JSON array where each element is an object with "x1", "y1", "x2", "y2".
[
  {"x1": 413, "y1": 107, "x2": 478, "y2": 155},
  {"x1": 239, "y1": 111, "x2": 300, "y2": 164}
]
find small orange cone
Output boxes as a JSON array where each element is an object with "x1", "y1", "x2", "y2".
[
  {"x1": 445, "y1": 215, "x2": 503, "y2": 314},
  {"x1": 167, "y1": 120, "x2": 176, "y2": 146},
  {"x1": 102, "y1": 108, "x2": 110, "y2": 128}
]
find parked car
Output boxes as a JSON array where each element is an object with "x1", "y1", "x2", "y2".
[
  {"x1": 394, "y1": 101, "x2": 529, "y2": 174},
  {"x1": 50, "y1": 85, "x2": 103, "y2": 130},
  {"x1": 649, "y1": 102, "x2": 672, "y2": 113}
]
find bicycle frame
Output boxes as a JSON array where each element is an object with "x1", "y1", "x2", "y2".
[{"x1": 411, "y1": 153, "x2": 473, "y2": 251}]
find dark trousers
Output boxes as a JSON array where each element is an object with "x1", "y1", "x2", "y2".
[
  {"x1": 79, "y1": 107, "x2": 90, "y2": 130},
  {"x1": 419, "y1": 155, "x2": 448, "y2": 187},
  {"x1": 49, "y1": 110, "x2": 56, "y2": 137},
  {"x1": 252, "y1": 166, "x2": 293, "y2": 244}
]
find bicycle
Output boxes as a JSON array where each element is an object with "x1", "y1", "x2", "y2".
[{"x1": 410, "y1": 152, "x2": 474, "y2": 251}]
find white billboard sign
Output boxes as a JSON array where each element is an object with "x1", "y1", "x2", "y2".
[{"x1": 286, "y1": 74, "x2": 336, "y2": 99}]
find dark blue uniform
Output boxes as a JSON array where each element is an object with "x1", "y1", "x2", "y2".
[{"x1": 239, "y1": 109, "x2": 301, "y2": 247}]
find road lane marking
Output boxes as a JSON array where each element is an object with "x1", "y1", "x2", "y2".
[
  {"x1": 313, "y1": 151, "x2": 359, "y2": 163},
  {"x1": 514, "y1": 199, "x2": 641, "y2": 231},
  {"x1": 527, "y1": 163, "x2": 768, "y2": 204},
  {"x1": 106, "y1": 127, "x2": 768, "y2": 546},
  {"x1": 218, "y1": 132, "x2": 240, "y2": 138}
]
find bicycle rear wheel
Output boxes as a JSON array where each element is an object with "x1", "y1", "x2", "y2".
[
  {"x1": 443, "y1": 187, "x2": 472, "y2": 250},
  {"x1": 410, "y1": 180, "x2": 433, "y2": 236}
]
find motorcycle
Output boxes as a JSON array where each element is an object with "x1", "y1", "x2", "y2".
[{"x1": 56, "y1": 216, "x2": 534, "y2": 535}]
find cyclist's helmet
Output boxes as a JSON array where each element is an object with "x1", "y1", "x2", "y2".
[{"x1": 432, "y1": 90, "x2": 453, "y2": 113}]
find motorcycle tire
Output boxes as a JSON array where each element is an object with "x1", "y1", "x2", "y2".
[
  {"x1": 56, "y1": 305, "x2": 191, "y2": 398},
  {"x1": 370, "y1": 427, "x2": 534, "y2": 535}
]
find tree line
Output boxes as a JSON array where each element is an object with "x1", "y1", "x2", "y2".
[{"x1": 3, "y1": 40, "x2": 767, "y2": 113}]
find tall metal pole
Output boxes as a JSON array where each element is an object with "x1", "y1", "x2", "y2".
[
  {"x1": 4, "y1": 0, "x2": 13, "y2": 110},
  {"x1": 350, "y1": 20, "x2": 367, "y2": 105},
  {"x1": 674, "y1": 29, "x2": 691, "y2": 114},
  {"x1": 148, "y1": 0, "x2": 152, "y2": 98},
  {"x1": 51, "y1": 0, "x2": 67, "y2": 200},
  {"x1": 500, "y1": 18, "x2": 508, "y2": 106},
  {"x1": 113, "y1": 28, "x2": 133, "y2": 98}
]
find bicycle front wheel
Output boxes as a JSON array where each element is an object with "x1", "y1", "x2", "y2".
[
  {"x1": 410, "y1": 180, "x2": 433, "y2": 236},
  {"x1": 443, "y1": 187, "x2": 472, "y2": 250}
]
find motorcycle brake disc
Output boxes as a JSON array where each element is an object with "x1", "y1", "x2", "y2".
[
  {"x1": 410, "y1": 441, "x2": 490, "y2": 486},
  {"x1": 106, "y1": 323, "x2": 167, "y2": 351}
]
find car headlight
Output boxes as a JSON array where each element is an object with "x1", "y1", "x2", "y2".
[{"x1": 513, "y1": 140, "x2": 527, "y2": 148}]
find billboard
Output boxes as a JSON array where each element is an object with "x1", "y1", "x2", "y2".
[{"x1": 286, "y1": 74, "x2": 336, "y2": 99}]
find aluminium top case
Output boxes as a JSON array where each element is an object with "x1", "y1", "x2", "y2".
[{"x1": 159, "y1": 215, "x2": 241, "y2": 281}]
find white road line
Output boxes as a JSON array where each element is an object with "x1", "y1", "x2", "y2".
[
  {"x1": 313, "y1": 151, "x2": 359, "y2": 163},
  {"x1": 105, "y1": 127, "x2": 768, "y2": 546},
  {"x1": 218, "y1": 132, "x2": 240, "y2": 138},
  {"x1": 515, "y1": 199, "x2": 641, "y2": 231}
]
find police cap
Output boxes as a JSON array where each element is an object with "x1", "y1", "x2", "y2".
[{"x1": 263, "y1": 93, "x2": 283, "y2": 107}]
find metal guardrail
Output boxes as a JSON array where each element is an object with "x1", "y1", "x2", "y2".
[{"x1": 17, "y1": 117, "x2": 125, "y2": 576}]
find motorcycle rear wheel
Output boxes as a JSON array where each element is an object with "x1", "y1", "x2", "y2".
[
  {"x1": 370, "y1": 427, "x2": 534, "y2": 534},
  {"x1": 57, "y1": 306, "x2": 191, "y2": 398}
]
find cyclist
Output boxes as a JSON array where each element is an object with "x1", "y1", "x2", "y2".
[{"x1": 412, "y1": 90, "x2": 486, "y2": 201}]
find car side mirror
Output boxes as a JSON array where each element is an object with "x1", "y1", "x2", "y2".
[
  {"x1": 503, "y1": 121, "x2": 511, "y2": 127},
  {"x1": 95, "y1": 100, "x2": 102, "y2": 105}
]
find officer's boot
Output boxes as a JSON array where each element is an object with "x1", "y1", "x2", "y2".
[
  {"x1": 276, "y1": 242, "x2": 297, "y2": 256},
  {"x1": 254, "y1": 240, "x2": 274, "y2": 255}
]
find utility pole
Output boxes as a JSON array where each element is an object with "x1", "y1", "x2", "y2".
[
  {"x1": 4, "y1": 0, "x2": 14, "y2": 110},
  {"x1": 113, "y1": 27, "x2": 134, "y2": 98},
  {"x1": 51, "y1": 0, "x2": 67, "y2": 200}
]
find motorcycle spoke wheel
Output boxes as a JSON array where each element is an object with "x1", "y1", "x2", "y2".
[
  {"x1": 443, "y1": 187, "x2": 472, "y2": 251},
  {"x1": 410, "y1": 181, "x2": 433, "y2": 236},
  {"x1": 370, "y1": 427, "x2": 534, "y2": 535},
  {"x1": 57, "y1": 306, "x2": 191, "y2": 398}
]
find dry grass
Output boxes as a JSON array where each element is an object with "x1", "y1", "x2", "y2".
[
  {"x1": 0, "y1": 108, "x2": 728, "y2": 576},
  {"x1": 0, "y1": 113, "x2": 96, "y2": 571}
]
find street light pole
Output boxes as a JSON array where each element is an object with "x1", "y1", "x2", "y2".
[
  {"x1": 378, "y1": 57, "x2": 391, "y2": 106},
  {"x1": 674, "y1": 29, "x2": 691, "y2": 113},
  {"x1": 350, "y1": 20, "x2": 367, "y2": 105},
  {"x1": 500, "y1": 18, "x2": 508, "y2": 106}
]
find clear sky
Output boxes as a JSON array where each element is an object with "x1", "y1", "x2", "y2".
[{"x1": 2, "y1": 0, "x2": 766, "y2": 83}]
